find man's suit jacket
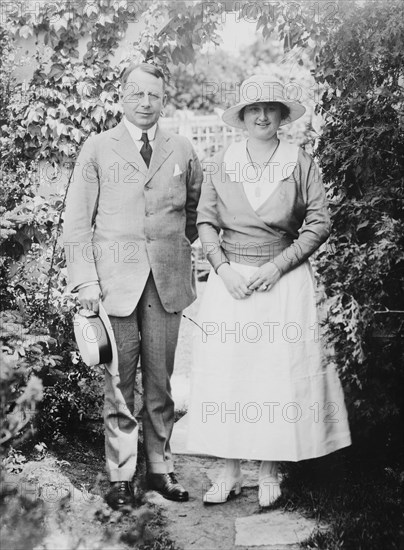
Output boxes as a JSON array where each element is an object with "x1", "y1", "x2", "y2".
[{"x1": 63, "y1": 121, "x2": 203, "y2": 316}]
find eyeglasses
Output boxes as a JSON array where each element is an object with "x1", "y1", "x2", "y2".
[{"x1": 122, "y1": 86, "x2": 163, "y2": 103}]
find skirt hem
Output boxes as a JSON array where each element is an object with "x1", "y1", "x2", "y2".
[{"x1": 185, "y1": 436, "x2": 352, "y2": 462}]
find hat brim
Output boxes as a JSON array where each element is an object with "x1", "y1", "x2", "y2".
[
  {"x1": 73, "y1": 303, "x2": 118, "y2": 376},
  {"x1": 222, "y1": 101, "x2": 306, "y2": 129},
  {"x1": 98, "y1": 303, "x2": 119, "y2": 376}
]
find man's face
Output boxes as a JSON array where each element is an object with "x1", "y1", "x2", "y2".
[{"x1": 121, "y1": 68, "x2": 166, "y2": 130}]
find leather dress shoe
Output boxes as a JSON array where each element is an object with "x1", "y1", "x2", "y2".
[
  {"x1": 147, "y1": 472, "x2": 189, "y2": 502},
  {"x1": 105, "y1": 481, "x2": 135, "y2": 510}
]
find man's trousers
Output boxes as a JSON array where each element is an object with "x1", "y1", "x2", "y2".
[{"x1": 104, "y1": 272, "x2": 182, "y2": 481}]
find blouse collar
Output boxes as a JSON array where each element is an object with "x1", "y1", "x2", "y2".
[{"x1": 223, "y1": 138, "x2": 299, "y2": 183}]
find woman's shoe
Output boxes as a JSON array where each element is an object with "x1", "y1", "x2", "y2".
[
  {"x1": 258, "y1": 475, "x2": 281, "y2": 507},
  {"x1": 203, "y1": 474, "x2": 243, "y2": 504}
]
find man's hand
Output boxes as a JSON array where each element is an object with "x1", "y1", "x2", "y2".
[
  {"x1": 78, "y1": 283, "x2": 102, "y2": 313},
  {"x1": 247, "y1": 262, "x2": 281, "y2": 292},
  {"x1": 217, "y1": 263, "x2": 253, "y2": 300}
]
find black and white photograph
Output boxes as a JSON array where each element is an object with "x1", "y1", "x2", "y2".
[{"x1": 1, "y1": 1, "x2": 403, "y2": 549}]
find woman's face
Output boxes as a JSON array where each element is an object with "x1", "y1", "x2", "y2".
[{"x1": 243, "y1": 102, "x2": 282, "y2": 141}]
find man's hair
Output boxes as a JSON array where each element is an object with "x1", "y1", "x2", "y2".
[
  {"x1": 239, "y1": 102, "x2": 291, "y2": 122},
  {"x1": 120, "y1": 62, "x2": 166, "y2": 90}
]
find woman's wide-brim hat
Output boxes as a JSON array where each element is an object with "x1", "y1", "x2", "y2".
[
  {"x1": 222, "y1": 74, "x2": 306, "y2": 129},
  {"x1": 73, "y1": 303, "x2": 118, "y2": 376}
]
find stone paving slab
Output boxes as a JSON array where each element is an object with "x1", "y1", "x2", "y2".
[
  {"x1": 169, "y1": 419, "x2": 325, "y2": 549},
  {"x1": 235, "y1": 510, "x2": 319, "y2": 547}
]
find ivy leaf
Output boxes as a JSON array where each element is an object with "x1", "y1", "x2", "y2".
[
  {"x1": 53, "y1": 16, "x2": 68, "y2": 33},
  {"x1": 47, "y1": 64, "x2": 65, "y2": 81},
  {"x1": 91, "y1": 106, "x2": 104, "y2": 124},
  {"x1": 84, "y1": 4, "x2": 99, "y2": 18},
  {"x1": 19, "y1": 25, "x2": 32, "y2": 39},
  {"x1": 55, "y1": 123, "x2": 69, "y2": 136},
  {"x1": 27, "y1": 110, "x2": 41, "y2": 124},
  {"x1": 71, "y1": 129, "x2": 83, "y2": 143}
]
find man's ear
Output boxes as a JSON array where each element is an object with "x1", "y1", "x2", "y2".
[{"x1": 162, "y1": 93, "x2": 168, "y2": 107}]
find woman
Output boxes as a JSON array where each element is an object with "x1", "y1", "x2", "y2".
[{"x1": 186, "y1": 75, "x2": 351, "y2": 507}]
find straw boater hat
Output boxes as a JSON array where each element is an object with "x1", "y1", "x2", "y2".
[
  {"x1": 73, "y1": 303, "x2": 118, "y2": 376},
  {"x1": 222, "y1": 74, "x2": 306, "y2": 129}
]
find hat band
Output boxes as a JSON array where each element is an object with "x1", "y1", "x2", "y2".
[
  {"x1": 80, "y1": 315, "x2": 113, "y2": 364},
  {"x1": 93, "y1": 316, "x2": 113, "y2": 364}
]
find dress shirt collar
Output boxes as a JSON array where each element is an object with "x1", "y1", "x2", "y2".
[{"x1": 123, "y1": 117, "x2": 157, "y2": 142}]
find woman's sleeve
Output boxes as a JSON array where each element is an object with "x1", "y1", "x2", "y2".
[
  {"x1": 197, "y1": 167, "x2": 229, "y2": 272},
  {"x1": 273, "y1": 156, "x2": 331, "y2": 275}
]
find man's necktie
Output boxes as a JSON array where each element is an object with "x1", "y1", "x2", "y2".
[{"x1": 140, "y1": 132, "x2": 152, "y2": 168}]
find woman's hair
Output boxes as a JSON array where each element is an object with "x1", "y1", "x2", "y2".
[
  {"x1": 239, "y1": 102, "x2": 291, "y2": 123},
  {"x1": 120, "y1": 62, "x2": 165, "y2": 90}
]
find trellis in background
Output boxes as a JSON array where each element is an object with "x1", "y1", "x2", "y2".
[
  {"x1": 160, "y1": 112, "x2": 245, "y2": 160},
  {"x1": 160, "y1": 110, "x2": 316, "y2": 160}
]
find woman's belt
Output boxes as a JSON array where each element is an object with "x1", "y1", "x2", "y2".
[{"x1": 221, "y1": 237, "x2": 293, "y2": 266}]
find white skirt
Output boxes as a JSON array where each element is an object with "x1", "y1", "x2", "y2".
[{"x1": 186, "y1": 261, "x2": 351, "y2": 461}]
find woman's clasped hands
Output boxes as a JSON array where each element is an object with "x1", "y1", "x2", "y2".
[
  {"x1": 217, "y1": 262, "x2": 281, "y2": 300},
  {"x1": 217, "y1": 263, "x2": 253, "y2": 300},
  {"x1": 247, "y1": 262, "x2": 281, "y2": 293}
]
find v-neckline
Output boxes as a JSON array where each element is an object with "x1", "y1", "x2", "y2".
[
  {"x1": 238, "y1": 162, "x2": 298, "y2": 217},
  {"x1": 220, "y1": 139, "x2": 300, "y2": 218}
]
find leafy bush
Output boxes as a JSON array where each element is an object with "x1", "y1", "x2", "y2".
[
  {"x1": 312, "y1": 1, "x2": 404, "y2": 461},
  {"x1": 0, "y1": 22, "x2": 105, "y2": 445},
  {"x1": 0, "y1": 29, "x2": 44, "y2": 455}
]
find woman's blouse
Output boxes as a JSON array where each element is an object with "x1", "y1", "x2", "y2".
[
  {"x1": 227, "y1": 139, "x2": 299, "y2": 211},
  {"x1": 197, "y1": 139, "x2": 331, "y2": 275}
]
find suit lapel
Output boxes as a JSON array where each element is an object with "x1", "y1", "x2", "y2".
[
  {"x1": 145, "y1": 127, "x2": 174, "y2": 184},
  {"x1": 110, "y1": 121, "x2": 147, "y2": 176}
]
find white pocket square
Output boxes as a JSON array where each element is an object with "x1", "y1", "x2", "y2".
[{"x1": 173, "y1": 164, "x2": 183, "y2": 177}]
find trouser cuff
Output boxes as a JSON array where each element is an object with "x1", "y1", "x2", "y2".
[{"x1": 108, "y1": 468, "x2": 136, "y2": 482}]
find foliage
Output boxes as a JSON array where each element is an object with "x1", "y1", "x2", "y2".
[
  {"x1": 281, "y1": 453, "x2": 404, "y2": 550},
  {"x1": 311, "y1": 0, "x2": 404, "y2": 460},
  {"x1": 0, "y1": 30, "x2": 44, "y2": 456},
  {"x1": 0, "y1": 328, "x2": 44, "y2": 451},
  {"x1": 0, "y1": 23, "x2": 104, "y2": 446},
  {"x1": 166, "y1": 47, "x2": 246, "y2": 113},
  {"x1": 166, "y1": 34, "x2": 308, "y2": 112},
  {"x1": 2, "y1": 0, "x2": 222, "y2": 163}
]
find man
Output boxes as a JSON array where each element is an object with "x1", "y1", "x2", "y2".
[{"x1": 63, "y1": 63, "x2": 202, "y2": 508}]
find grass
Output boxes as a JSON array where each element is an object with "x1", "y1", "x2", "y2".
[{"x1": 271, "y1": 448, "x2": 404, "y2": 550}]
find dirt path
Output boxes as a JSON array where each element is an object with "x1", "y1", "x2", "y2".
[{"x1": 159, "y1": 455, "x2": 263, "y2": 550}]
